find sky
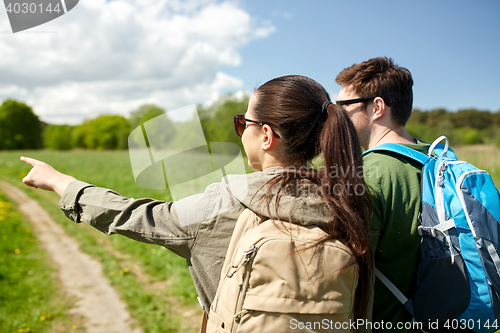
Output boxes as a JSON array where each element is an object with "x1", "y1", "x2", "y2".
[{"x1": 0, "y1": 0, "x2": 499, "y2": 125}]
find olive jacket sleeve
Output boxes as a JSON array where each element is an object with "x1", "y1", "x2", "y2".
[{"x1": 59, "y1": 179, "x2": 248, "y2": 310}]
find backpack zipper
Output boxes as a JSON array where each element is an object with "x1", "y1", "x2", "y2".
[
  {"x1": 435, "y1": 160, "x2": 459, "y2": 263},
  {"x1": 232, "y1": 245, "x2": 257, "y2": 333},
  {"x1": 435, "y1": 160, "x2": 448, "y2": 225},
  {"x1": 230, "y1": 236, "x2": 325, "y2": 332},
  {"x1": 228, "y1": 245, "x2": 256, "y2": 278},
  {"x1": 435, "y1": 160, "x2": 467, "y2": 225},
  {"x1": 213, "y1": 245, "x2": 257, "y2": 312}
]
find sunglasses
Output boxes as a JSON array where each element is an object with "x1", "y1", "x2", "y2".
[
  {"x1": 335, "y1": 97, "x2": 375, "y2": 106},
  {"x1": 233, "y1": 114, "x2": 281, "y2": 138}
]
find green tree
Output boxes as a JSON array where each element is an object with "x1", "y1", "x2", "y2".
[
  {"x1": 170, "y1": 117, "x2": 204, "y2": 151},
  {"x1": 199, "y1": 94, "x2": 249, "y2": 152},
  {"x1": 93, "y1": 115, "x2": 130, "y2": 149},
  {"x1": 492, "y1": 111, "x2": 500, "y2": 127},
  {"x1": 72, "y1": 115, "x2": 130, "y2": 150},
  {"x1": 128, "y1": 104, "x2": 176, "y2": 150},
  {"x1": 451, "y1": 109, "x2": 492, "y2": 130},
  {"x1": 129, "y1": 104, "x2": 167, "y2": 129},
  {"x1": 0, "y1": 99, "x2": 42, "y2": 150},
  {"x1": 408, "y1": 109, "x2": 428, "y2": 124},
  {"x1": 406, "y1": 123, "x2": 435, "y2": 143},
  {"x1": 458, "y1": 128, "x2": 482, "y2": 145},
  {"x1": 425, "y1": 108, "x2": 449, "y2": 128},
  {"x1": 407, "y1": 108, "x2": 499, "y2": 146},
  {"x1": 72, "y1": 121, "x2": 93, "y2": 149},
  {"x1": 44, "y1": 125, "x2": 75, "y2": 150}
]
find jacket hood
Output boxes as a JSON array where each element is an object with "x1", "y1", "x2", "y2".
[{"x1": 225, "y1": 166, "x2": 333, "y2": 227}]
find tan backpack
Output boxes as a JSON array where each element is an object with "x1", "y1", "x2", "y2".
[{"x1": 206, "y1": 208, "x2": 359, "y2": 333}]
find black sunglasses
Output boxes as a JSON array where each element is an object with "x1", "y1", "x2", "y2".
[
  {"x1": 335, "y1": 97, "x2": 375, "y2": 106},
  {"x1": 233, "y1": 114, "x2": 281, "y2": 138}
]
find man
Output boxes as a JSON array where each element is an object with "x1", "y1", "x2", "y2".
[{"x1": 335, "y1": 57, "x2": 428, "y2": 332}]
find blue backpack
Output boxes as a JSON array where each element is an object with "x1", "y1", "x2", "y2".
[{"x1": 364, "y1": 136, "x2": 500, "y2": 333}]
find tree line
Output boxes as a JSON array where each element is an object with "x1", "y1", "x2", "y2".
[
  {"x1": 0, "y1": 95, "x2": 249, "y2": 151},
  {"x1": 0, "y1": 97, "x2": 499, "y2": 151},
  {"x1": 407, "y1": 108, "x2": 500, "y2": 146}
]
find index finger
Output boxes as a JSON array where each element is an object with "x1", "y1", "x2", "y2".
[{"x1": 20, "y1": 156, "x2": 43, "y2": 166}]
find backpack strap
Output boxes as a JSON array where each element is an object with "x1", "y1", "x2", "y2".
[
  {"x1": 364, "y1": 143, "x2": 428, "y2": 322},
  {"x1": 200, "y1": 311, "x2": 208, "y2": 333},
  {"x1": 374, "y1": 267, "x2": 415, "y2": 317},
  {"x1": 363, "y1": 143, "x2": 431, "y2": 165}
]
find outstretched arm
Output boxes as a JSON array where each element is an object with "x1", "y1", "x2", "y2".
[{"x1": 20, "y1": 156, "x2": 77, "y2": 196}]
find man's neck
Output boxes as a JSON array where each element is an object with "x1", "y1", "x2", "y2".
[{"x1": 366, "y1": 126, "x2": 416, "y2": 150}]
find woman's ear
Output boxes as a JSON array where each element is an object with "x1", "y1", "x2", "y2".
[{"x1": 261, "y1": 124, "x2": 278, "y2": 151}]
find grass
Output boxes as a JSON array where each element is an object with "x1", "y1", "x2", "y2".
[
  {"x1": 0, "y1": 150, "x2": 203, "y2": 333},
  {"x1": 0, "y1": 190, "x2": 80, "y2": 333},
  {"x1": 453, "y1": 145, "x2": 500, "y2": 185},
  {"x1": 9, "y1": 149, "x2": 171, "y2": 201}
]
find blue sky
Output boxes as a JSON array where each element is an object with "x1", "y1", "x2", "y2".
[
  {"x1": 228, "y1": 0, "x2": 500, "y2": 112},
  {"x1": 0, "y1": 0, "x2": 499, "y2": 124}
]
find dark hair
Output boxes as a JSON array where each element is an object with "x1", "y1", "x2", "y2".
[
  {"x1": 252, "y1": 75, "x2": 373, "y2": 320},
  {"x1": 336, "y1": 57, "x2": 414, "y2": 126}
]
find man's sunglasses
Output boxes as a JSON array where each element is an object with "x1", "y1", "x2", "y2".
[
  {"x1": 233, "y1": 114, "x2": 281, "y2": 138},
  {"x1": 335, "y1": 97, "x2": 375, "y2": 106}
]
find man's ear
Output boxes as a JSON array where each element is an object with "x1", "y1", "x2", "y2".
[
  {"x1": 261, "y1": 125, "x2": 278, "y2": 150},
  {"x1": 372, "y1": 97, "x2": 388, "y2": 121}
]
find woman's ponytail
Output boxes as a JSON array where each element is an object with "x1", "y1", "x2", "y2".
[{"x1": 319, "y1": 103, "x2": 373, "y2": 320}]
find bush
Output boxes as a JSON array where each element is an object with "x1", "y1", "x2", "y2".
[
  {"x1": 461, "y1": 128, "x2": 483, "y2": 145},
  {"x1": 199, "y1": 94, "x2": 249, "y2": 153},
  {"x1": 0, "y1": 99, "x2": 42, "y2": 150},
  {"x1": 406, "y1": 123, "x2": 435, "y2": 143},
  {"x1": 129, "y1": 104, "x2": 167, "y2": 130},
  {"x1": 72, "y1": 115, "x2": 130, "y2": 150},
  {"x1": 44, "y1": 125, "x2": 75, "y2": 150}
]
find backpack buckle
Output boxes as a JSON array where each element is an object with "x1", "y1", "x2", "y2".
[{"x1": 418, "y1": 226, "x2": 437, "y2": 237}]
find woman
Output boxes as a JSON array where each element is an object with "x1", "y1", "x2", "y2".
[{"x1": 21, "y1": 75, "x2": 372, "y2": 331}]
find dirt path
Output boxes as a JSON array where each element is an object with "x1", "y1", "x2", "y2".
[{"x1": 0, "y1": 180, "x2": 143, "y2": 333}]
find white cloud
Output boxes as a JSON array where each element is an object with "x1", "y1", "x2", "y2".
[{"x1": 0, "y1": 0, "x2": 275, "y2": 124}]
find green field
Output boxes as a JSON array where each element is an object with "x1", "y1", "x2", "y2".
[
  {"x1": 0, "y1": 149, "x2": 203, "y2": 333},
  {"x1": 453, "y1": 145, "x2": 500, "y2": 185},
  {"x1": 0, "y1": 146, "x2": 498, "y2": 333}
]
